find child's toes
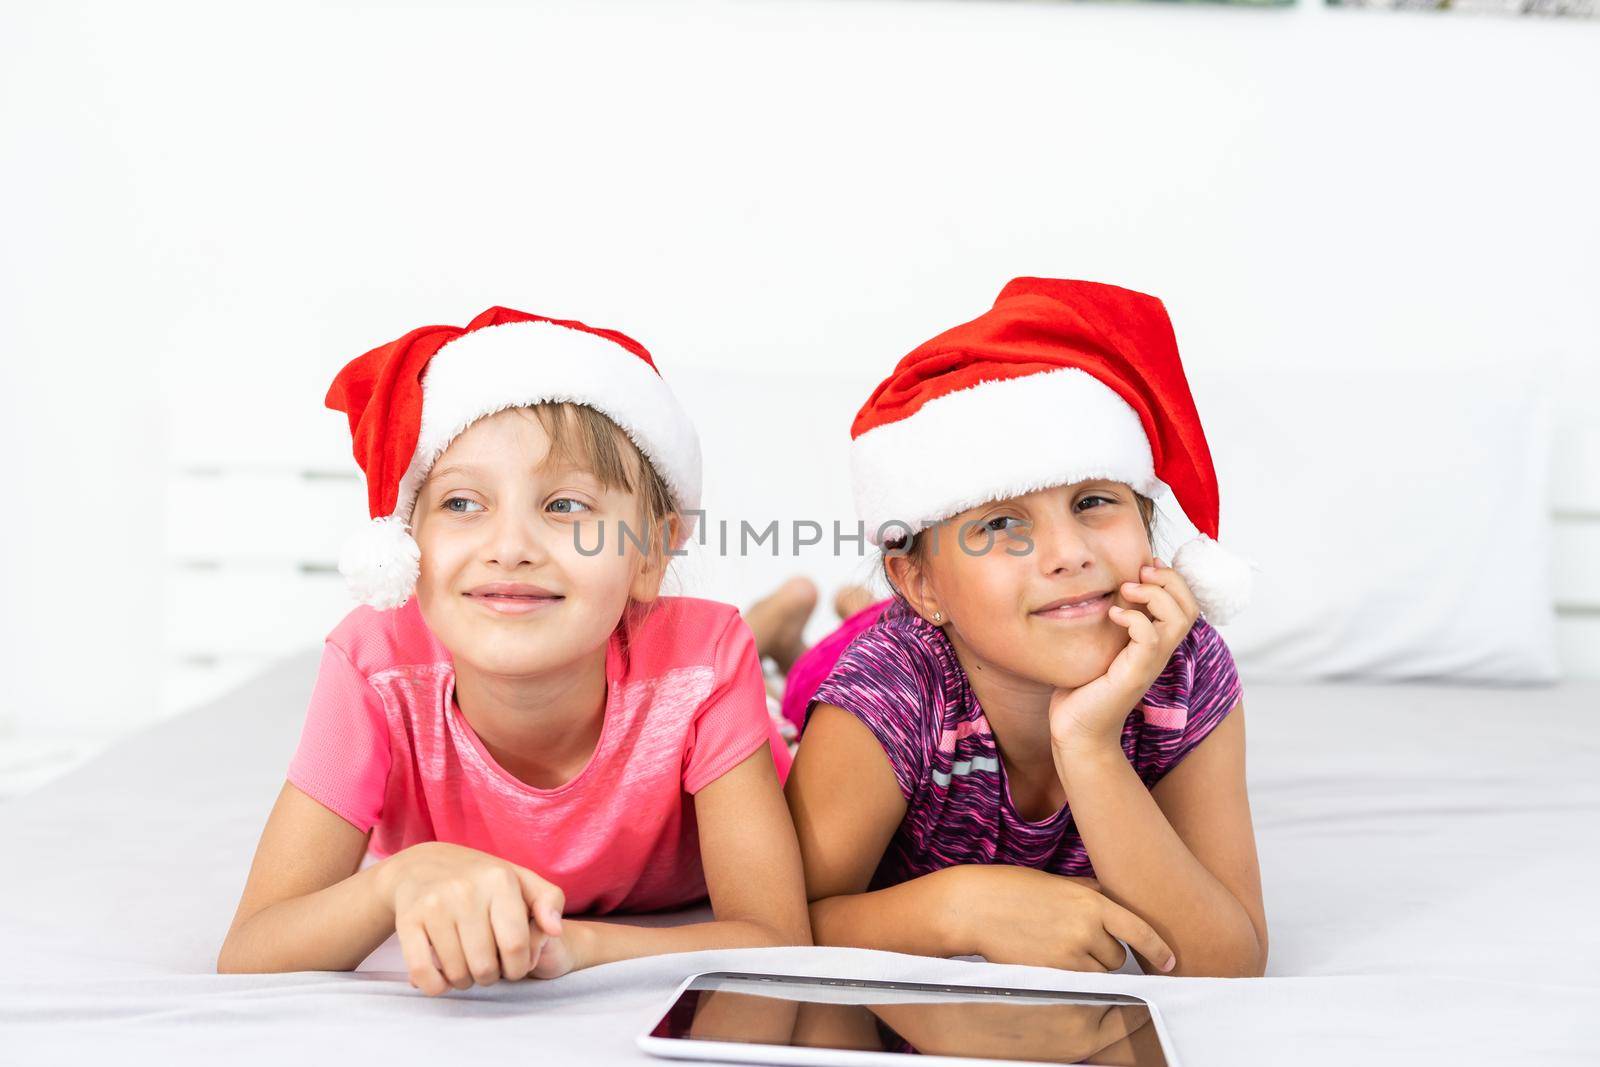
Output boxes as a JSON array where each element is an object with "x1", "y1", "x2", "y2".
[
  {"x1": 745, "y1": 576, "x2": 819, "y2": 671},
  {"x1": 833, "y1": 583, "x2": 876, "y2": 620}
]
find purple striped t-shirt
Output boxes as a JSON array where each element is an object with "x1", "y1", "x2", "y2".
[{"x1": 805, "y1": 595, "x2": 1242, "y2": 890}]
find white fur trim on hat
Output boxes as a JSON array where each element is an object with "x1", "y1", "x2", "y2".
[
  {"x1": 850, "y1": 367, "x2": 1161, "y2": 545},
  {"x1": 342, "y1": 319, "x2": 702, "y2": 611},
  {"x1": 395, "y1": 319, "x2": 702, "y2": 527},
  {"x1": 851, "y1": 366, "x2": 1254, "y2": 622}
]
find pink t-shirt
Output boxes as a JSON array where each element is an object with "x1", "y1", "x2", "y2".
[{"x1": 287, "y1": 596, "x2": 792, "y2": 915}]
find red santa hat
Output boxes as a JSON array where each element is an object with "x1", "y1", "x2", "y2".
[
  {"x1": 325, "y1": 306, "x2": 702, "y2": 610},
  {"x1": 849, "y1": 277, "x2": 1253, "y2": 624}
]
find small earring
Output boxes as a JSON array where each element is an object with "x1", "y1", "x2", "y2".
[{"x1": 931, "y1": 611, "x2": 943, "y2": 624}]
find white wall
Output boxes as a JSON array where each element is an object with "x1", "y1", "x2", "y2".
[{"x1": 2, "y1": 0, "x2": 1596, "y2": 755}]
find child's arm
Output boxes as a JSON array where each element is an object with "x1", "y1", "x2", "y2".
[
  {"x1": 218, "y1": 782, "x2": 566, "y2": 993},
  {"x1": 1049, "y1": 562, "x2": 1267, "y2": 977},
  {"x1": 786, "y1": 705, "x2": 1175, "y2": 971},
  {"x1": 1054, "y1": 702, "x2": 1268, "y2": 978},
  {"x1": 785, "y1": 703, "x2": 957, "y2": 958},
  {"x1": 217, "y1": 782, "x2": 396, "y2": 974},
  {"x1": 534, "y1": 746, "x2": 812, "y2": 973}
]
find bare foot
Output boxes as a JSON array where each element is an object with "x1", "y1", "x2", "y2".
[
  {"x1": 833, "y1": 584, "x2": 876, "y2": 621},
  {"x1": 744, "y1": 577, "x2": 818, "y2": 674}
]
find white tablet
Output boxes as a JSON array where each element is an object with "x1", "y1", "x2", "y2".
[{"x1": 637, "y1": 971, "x2": 1180, "y2": 1067}]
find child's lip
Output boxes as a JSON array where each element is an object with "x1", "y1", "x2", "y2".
[
  {"x1": 463, "y1": 582, "x2": 564, "y2": 616},
  {"x1": 1032, "y1": 590, "x2": 1113, "y2": 614},
  {"x1": 464, "y1": 581, "x2": 562, "y2": 599},
  {"x1": 1031, "y1": 592, "x2": 1114, "y2": 623}
]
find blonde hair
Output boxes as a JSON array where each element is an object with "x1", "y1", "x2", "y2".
[{"x1": 519, "y1": 402, "x2": 680, "y2": 646}]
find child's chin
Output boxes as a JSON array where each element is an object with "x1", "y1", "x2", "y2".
[
  {"x1": 471, "y1": 622, "x2": 613, "y2": 677},
  {"x1": 469, "y1": 648, "x2": 569, "y2": 678},
  {"x1": 1033, "y1": 647, "x2": 1119, "y2": 691}
]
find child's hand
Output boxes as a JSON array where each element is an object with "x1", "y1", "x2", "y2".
[
  {"x1": 942, "y1": 865, "x2": 1175, "y2": 974},
  {"x1": 377, "y1": 841, "x2": 566, "y2": 996},
  {"x1": 1048, "y1": 559, "x2": 1200, "y2": 754},
  {"x1": 524, "y1": 918, "x2": 596, "y2": 980}
]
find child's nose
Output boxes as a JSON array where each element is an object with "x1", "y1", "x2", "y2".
[
  {"x1": 483, "y1": 508, "x2": 554, "y2": 569},
  {"x1": 1034, "y1": 517, "x2": 1095, "y2": 575}
]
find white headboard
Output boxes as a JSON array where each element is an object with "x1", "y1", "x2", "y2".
[
  {"x1": 1552, "y1": 422, "x2": 1600, "y2": 678},
  {"x1": 163, "y1": 465, "x2": 362, "y2": 715}
]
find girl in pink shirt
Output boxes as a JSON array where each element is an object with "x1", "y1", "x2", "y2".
[{"x1": 219, "y1": 307, "x2": 809, "y2": 994}]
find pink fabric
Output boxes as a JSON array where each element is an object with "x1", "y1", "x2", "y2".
[
  {"x1": 937, "y1": 719, "x2": 992, "y2": 753},
  {"x1": 287, "y1": 596, "x2": 792, "y2": 915},
  {"x1": 779, "y1": 598, "x2": 892, "y2": 732}
]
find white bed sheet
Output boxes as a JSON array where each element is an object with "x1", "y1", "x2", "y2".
[{"x1": 1, "y1": 652, "x2": 1596, "y2": 1064}]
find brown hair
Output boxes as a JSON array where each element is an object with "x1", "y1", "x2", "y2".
[{"x1": 881, "y1": 491, "x2": 1158, "y2": 598}]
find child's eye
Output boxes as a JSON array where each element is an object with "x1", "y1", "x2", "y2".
[
  {"x1": 984, "y1": 515, "x2": 1025, "y2": 532},
  {"x1": 443, "y1": 497, "x2": 484, "y2": 514},
  {"x1": 547, "y1": 497, "x2": 592, "y2": 515},
  {"x1": 1076, "y1": 494, "x2": 1115, "y2": 511}
]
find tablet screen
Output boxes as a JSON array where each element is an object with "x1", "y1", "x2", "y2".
[{"x1": 647, "y1": 973, "x2": 1170, "y2": 1065}]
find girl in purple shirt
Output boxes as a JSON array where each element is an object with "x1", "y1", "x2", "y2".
[{"x1": 783, "y1": 278, "x2": 1269, "y2": 982}]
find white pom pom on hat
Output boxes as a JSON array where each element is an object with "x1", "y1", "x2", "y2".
[
  {"x1": 1171, "y1": 533, "x2": 1254, "y2": 626},
  {"x1": 325, "y1": 307, "x2": 702, "y2": 611},
  {"x1": 337, "y1": 515, "x2": 421, "y2": 612},
  {"x1": 849, "y1": 277, "x2": 1254, "y2": 623}
]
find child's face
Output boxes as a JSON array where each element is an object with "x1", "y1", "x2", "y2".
[
  {"x1": 901, "y1": 480, "x2": 1154, "y2": 691},
  {"x1": 409, "y1": 408, "x2": 662, "y2": 680}
]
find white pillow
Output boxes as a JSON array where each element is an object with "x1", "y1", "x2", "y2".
[{"x1": 1182, "y1": 367, "x2": 1559, "y2": 684}]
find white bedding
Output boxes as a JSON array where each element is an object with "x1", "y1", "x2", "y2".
[{"x1": 2, "y1": 654, "x2": 1596, "y2": 1064}]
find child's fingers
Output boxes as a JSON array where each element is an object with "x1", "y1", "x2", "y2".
[
  {"x1": 1101, "y1": 904, "x2": 1175, "y2": 974},
  {"x1": 1108, "y1": 604, "x2": 1158, "y2": 645},
  {"x1": 537, "y1": 893, "x2": 565, "y2": 938},
  {"x1": 397, "y1": 917, "x2": 448, "y2": 996},
  {"x1": 1086, "y1": 928, "x2": 1130, "y2": 972},
  {"x1": 1121, "y1": 582, "x2": 1185, "y2": 631},
  {"x1": 456, "y1": 914, "x2": 503, "y2": 987},
  {"x1": 528, "y1": 932, "x2": 546, "y2": 974},
  {"x1": 1064, "y1": 952, "x2": 1106, "y2": 974},
  {"x1": 488, "y1": 887, "x2": 534, "y2": 980},
  {"x1": 1144, "y1": 560, "x2": 1200, "y2": 620},
  {"x1": 515, "y1": 867, "x2": 566, "y2": 937},
  {"x1": 423, "y1": 913, "x2": 473, "y2": 990}
]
